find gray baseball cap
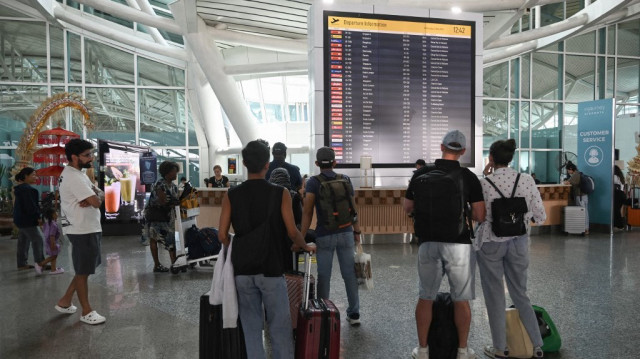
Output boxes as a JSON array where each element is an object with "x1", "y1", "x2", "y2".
[
  {"x1": 316, "y1": 146, "x2": 336, "y2": 164},
  {"x1": 442, "y1": 130, "x2": 466, "y2": 151}
]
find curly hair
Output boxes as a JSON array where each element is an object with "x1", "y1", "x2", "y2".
[{"x1": 158, "y1": 161, "x2": 179, "y2": 178}]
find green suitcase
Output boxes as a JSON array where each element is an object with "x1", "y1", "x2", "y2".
[{"x1": 533, "y1": 305, "x2": 561, "y2": 352}]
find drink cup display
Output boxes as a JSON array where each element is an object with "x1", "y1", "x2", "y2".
[
  {"x1": 120, "y1": 175, "x2": 137, "y2": 204},
  {"x1": 105, "y1": 182, "x2": 121, "y2": 216}
]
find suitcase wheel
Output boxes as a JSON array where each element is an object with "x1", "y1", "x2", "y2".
[{"x1": 170, "y1": 265, "x2": 180, "y2": 274}]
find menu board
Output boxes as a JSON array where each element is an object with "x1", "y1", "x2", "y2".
[{"x1": 324, "y1": 11, "x2": 476, "y2": 167}]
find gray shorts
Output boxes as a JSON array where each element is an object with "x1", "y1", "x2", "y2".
[
  {"x1": 68, "y1": 232, "x2": 102, "y2": 275},
  {"x1": 417, "y1": 242, "x2": 475, "y2": 301}
]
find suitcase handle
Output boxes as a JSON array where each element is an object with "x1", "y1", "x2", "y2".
[{"x1": 302, "y1": 251, "x2": 312, "y2": 311}]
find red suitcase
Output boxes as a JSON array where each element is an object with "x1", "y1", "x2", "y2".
[
  {"x1": 295, "y1": 253, "x2": 340, "y2": 359},
  {"x1": 286, "y1": 252, "x2": 315, "y2": 329}
]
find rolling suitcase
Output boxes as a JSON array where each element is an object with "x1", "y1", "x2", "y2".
[
  {"x1": 199, "y1": 294, "x2": 247, "y2": 359},
  {"x1": 564, "y1": 206, "x2": 586, "y2": 234},
  {"x1": 285, "y1": 252, "x2": 315, "y2": 329},
  {"x1": 295, "y1": 253, "x2": 340, "y2": 359}
]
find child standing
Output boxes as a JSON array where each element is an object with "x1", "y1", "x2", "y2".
[{"x1": 35, "y1": 207, "x2": 64, "y2": 275}]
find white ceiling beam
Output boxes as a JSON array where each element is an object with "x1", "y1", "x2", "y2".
[
  {"x1": 52, "y1": 2, "x2": 187, "y2": 61},
  {"x1": 225, "y1": 60, "x2": 308, "y2": 76},
  {"x1": 72, "y1": 0, "x2": 182, "y2": 34},
  {"x1": 486, "y1": 13, "x2": 588, "y2": 49}
]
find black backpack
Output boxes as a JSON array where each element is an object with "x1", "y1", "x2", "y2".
[
  {"x1": 579, "y1": 172, "x2": 595, "y2": 194},
  {"x1": 485, "y1": 174, "x2": 528, "y2": 237},
  {"x1": 412, "y1": 165, "x2": 470, "y2": 241},
  {"x1": 315, "y1": 174, "x2": 357, "y2": 231},
  {"x1": 427, "y1": 292, "x2": 459, "y2": 359}
]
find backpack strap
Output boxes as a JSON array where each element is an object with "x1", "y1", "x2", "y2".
[
  {"x1": 484, "y1": 177, "x2": 506, "y2": 198},
  {"x1": 510, "y1": 174, "x2": 521, "y2": 198}
]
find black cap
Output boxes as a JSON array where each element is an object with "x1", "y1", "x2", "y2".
[
  {"x1": 272, "y1": 142, "x2": 287, "y2": 155},
  {"x1": 415, "y1": 159, "x2": 426, "y2": 167},
  {"x1": 316, "y1": 147, "x2": 335, "y2": 164}
]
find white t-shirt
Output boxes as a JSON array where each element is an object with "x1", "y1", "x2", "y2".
[{"x1": 59, "y1": 166, "x2": 102, "y2": 235}]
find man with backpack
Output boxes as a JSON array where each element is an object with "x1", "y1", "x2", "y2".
[
  {"x1": 301, "y1": 146, "x2": 362, "y2": 326},
  {"x1": 404, "y1": 130, "x2": 486, "y2": 359}
]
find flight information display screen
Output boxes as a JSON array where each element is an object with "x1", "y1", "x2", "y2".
[{"x1": 323, "y1": 11, "x2": 476, "y2": 167}]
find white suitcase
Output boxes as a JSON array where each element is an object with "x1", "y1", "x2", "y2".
[{"x1": 564, "y1": 206, "x2": 586, "y2": 234}]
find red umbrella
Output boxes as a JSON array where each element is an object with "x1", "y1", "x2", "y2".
[
  {"x1": 33, "y1": 146, "x2": 67, "y2": 164},
  {"x1": 35, "y1": 165, "x2": 65, "y2": 186},
  {"x1": 37, "y1": 127, "x2": 80, "y2": 145}
]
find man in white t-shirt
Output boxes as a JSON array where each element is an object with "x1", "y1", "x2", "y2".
[{"x1": 54, "y1": 139, "x2": 106, "y2": 325}]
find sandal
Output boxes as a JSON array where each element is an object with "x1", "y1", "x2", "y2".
[
  {"x1": 79, "y1": 311, "x2": 106, "y2": 325},
  {"x1": 153, "y1": 264, "x2": 169, "y2": 273},
  {"x1": 55, "y1": 304, "x2": 77, "y2": 314}
]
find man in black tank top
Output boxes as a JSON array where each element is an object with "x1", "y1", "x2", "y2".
[{"x1": 218, "y1": 140, "x2": 315, "y2": 359}]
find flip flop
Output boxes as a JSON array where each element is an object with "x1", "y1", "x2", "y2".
[
  {"x1": 55, "y1": 304, "x2": 77, "y2": 314},
  {"x1": 80, "y1": 311, "x2": 106, "y2": 325}
]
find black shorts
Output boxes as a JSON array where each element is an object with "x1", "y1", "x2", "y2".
[{"x1": 67, "y1": 232, "x2": 102, "y2": 275}]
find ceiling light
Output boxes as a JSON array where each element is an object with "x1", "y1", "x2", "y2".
[{"x1": 451, "y1": 7, "x2": 462, "y2": 13}]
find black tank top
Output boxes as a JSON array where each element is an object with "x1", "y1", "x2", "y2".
[{"x1": 228, "y1": 180, "x2": 286, "y2": 276}]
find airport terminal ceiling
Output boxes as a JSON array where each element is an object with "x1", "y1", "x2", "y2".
[{"x1": 2, "y1": 0, "x2": 640, "y2": 167}]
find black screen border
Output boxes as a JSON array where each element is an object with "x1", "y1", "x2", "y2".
[{"x1": 322, "y1": 10, "x2": 476, "y2": 168}]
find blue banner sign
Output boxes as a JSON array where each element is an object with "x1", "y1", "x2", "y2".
[{"x1": 577, "y1": 99, "x2": 614, "y2": 225}]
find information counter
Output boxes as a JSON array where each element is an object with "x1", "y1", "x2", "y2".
[{"x1": 194, "y1": 184, "x2": 570, "y2": 234}]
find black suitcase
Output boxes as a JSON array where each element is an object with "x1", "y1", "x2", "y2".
[
  {"x1": 427, "y1": 292, "x2": 459, "y2": 359},
  {"x1": 199, "y1": 294, "x2": 247, "y2": 359}
]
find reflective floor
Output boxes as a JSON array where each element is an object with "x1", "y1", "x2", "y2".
[{"x1": 1, "y1": 229, "x2": 639, "y2": 359}]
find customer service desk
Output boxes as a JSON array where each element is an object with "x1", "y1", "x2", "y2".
[{"x1": 193, "y1": 184, "x2": 570, "y2": 234}]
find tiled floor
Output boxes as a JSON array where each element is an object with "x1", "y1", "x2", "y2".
[{"x1": 1, "y1": 229, "x2": 639, "y2": 358}]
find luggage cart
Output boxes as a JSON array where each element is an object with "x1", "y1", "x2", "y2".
[{"x1": 170, "y1": 205, "x2": 219, "y2": 274}]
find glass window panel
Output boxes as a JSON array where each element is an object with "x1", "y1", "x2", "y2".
[
  {"x1": 483, "y1": 62, "x2": 508, "y2": 98},
  {"x1": 138, "y1": 56, "x2": 185, "y2": 87},
  {"x1": 539, "y1": 42, "x2": 562, "y2": 52},
  {"x1": 67, "y1": 32, "x2": 82, "y2": 83},
  {"x1": 291, "y1": 153, "x2": 310, "y2": 178},
  {"x1": 139, "y1": 88, "x2": 186, "y2": 146},
  {"x1": 616, "y1": 58, "x2": 640, "y2": 104},
  {"x1": 521, "y1": 54, "x2": 530, "y2": 99},
  {"x1": 532, "y1": 150, "x2": 562, "y2": 184},
  {"x1": 52, "y1": 86, "x2": 65, "y2": 95},
  {"x1": 519, "y1": 150, "x2": 530, "y2": 173},
  {"x1": 264, "y1": 103, "x2": 284, "y2": 123},
  {"x1": 510, "y1": 150, "x2": 520, "y2": 171},
  {"x1": 606, "y1": 57, "x2": 615, "y2": 99},
  {"x1": 521, "y1": 14, "x2": 530, "y2": 32},
  {"x1": 521, "y1": 102, "x2": 530, "y2": 148},
  {"x1": 532, "y1": 52, "x2": 560, "y2": 100},
  {"x1": 540, "y1": 3, "x2": 564, "y2": 26},
  {"x1": 188, "y1": 107, "x2": 198, "y2": 146},
  {"x1": 531, "y1": 102, "x2": 562, "y2": 149},
  {"x1": 563, "y1": 103, "x2": 578, "y2": 154},
  {"x1": 566, "y1": 31, "x2": 595, "y2": 54},
  {"x1": 509, "y1": 101, "x2": 519, "y2": 143},
  {"x1": 0, "y1": 3, "x2": 27, "y2": 17},
  {"x1": 565, "y1": 0, "x2": 584, "y2": 19},
  {"x1": 0, "y1": 21, "x2": 47, "y2": 83},
  {"x1": 83, "y1": 3, "x2": 134, "y2": 29},
  {"x1": 261, "y1": 77, "x2": 285, "y2": 122},
  {"x1": 564, "y1": 55, "x2": 595, "y2": 102},
  {"x1": 153, "y1": 148, "x2": 186, "y2": 179},
  {"x1": 0, "y1": 85, "x2": 48, "y2": 146},
  {"x1": 0, "y1": 149, "x2": 17, "y2": 189},
  {"x1": 510, "y1": 19, "x2": 520, "y2": 34},
  {"x1": 597, "y1": 57, "x2": 606, "y2": 100},
  {"x1": 482, "y1": 100, "x2": 508, "y2": 148},
  {"x1": 510, "y1": 58, "x2": 520, "y2": 98},
  {"x1": 607, "y1": 25, "x2": 616, "y2": 55},
  {"x1": 86, "y1": 87, "x2": 135, "y2": 144},
  {"x1": 84, "y1": 39, "x2": 134, "y2": 85},
  {"x1": 617, "y1": 19, "x2": 640, "y2": 57},
  {"x1": 50, "y1": 26, "x2": 65, "y2": 83},
  {"x1": 597, "y1": 28, "x2": 606, "y2": 55},
  {"x1": 188, "y1": 149, "x2": 199, "y2": 186}
]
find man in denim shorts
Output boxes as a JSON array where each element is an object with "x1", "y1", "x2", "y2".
[{"x1": 404, "y1": 130, "x2": 485, "y2": 359}]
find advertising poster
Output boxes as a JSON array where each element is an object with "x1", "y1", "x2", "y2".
[
  {"x1": 577, "y1": 98, "x2": 614, "y2": 225},
  {"x1": 228, "y1": 157, "x2": 237, "y2": 174},
  {"x1": 140, "y1": 152, "x2": 157, "y2": 185},
  {"x1": 104, "y1": 149, "x2": 145, "y2": 222}
]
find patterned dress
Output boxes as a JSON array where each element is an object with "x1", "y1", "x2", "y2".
[{"x1": 145, "y1": 179, "x2": 179, "y2": 250}]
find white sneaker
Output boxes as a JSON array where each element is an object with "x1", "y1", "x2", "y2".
[
  {"x1": 411, "y1": 346, "x2": 428, "y2": 359},
  {"x1": 483, "y1": 346, "x2": 508, "y2": 359},
  {"x1": 456, "y1": 347, "x2": 476, "y2": 359}
]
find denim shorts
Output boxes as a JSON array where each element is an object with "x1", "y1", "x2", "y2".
[{"x1": 417, "y1": 242, "x2": 475, "y2": 301}]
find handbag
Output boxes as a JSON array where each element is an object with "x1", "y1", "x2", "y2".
[
  {"x1": 354, "y1": 242, "x2": 373, "y2": 290},
  {"x1": 144, "y1": 205, "x2": 171, "y2": 222},
  {"x1": 485, "y1": 174, "x2": 528, "y2": 237},
  {"x1": 506, "y1": 308, "x2": 534, "y2": 358}
]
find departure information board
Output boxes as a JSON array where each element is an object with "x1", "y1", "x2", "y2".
[{"x1": 323, "y1": 12, "x2": 476, "y2": 167}]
